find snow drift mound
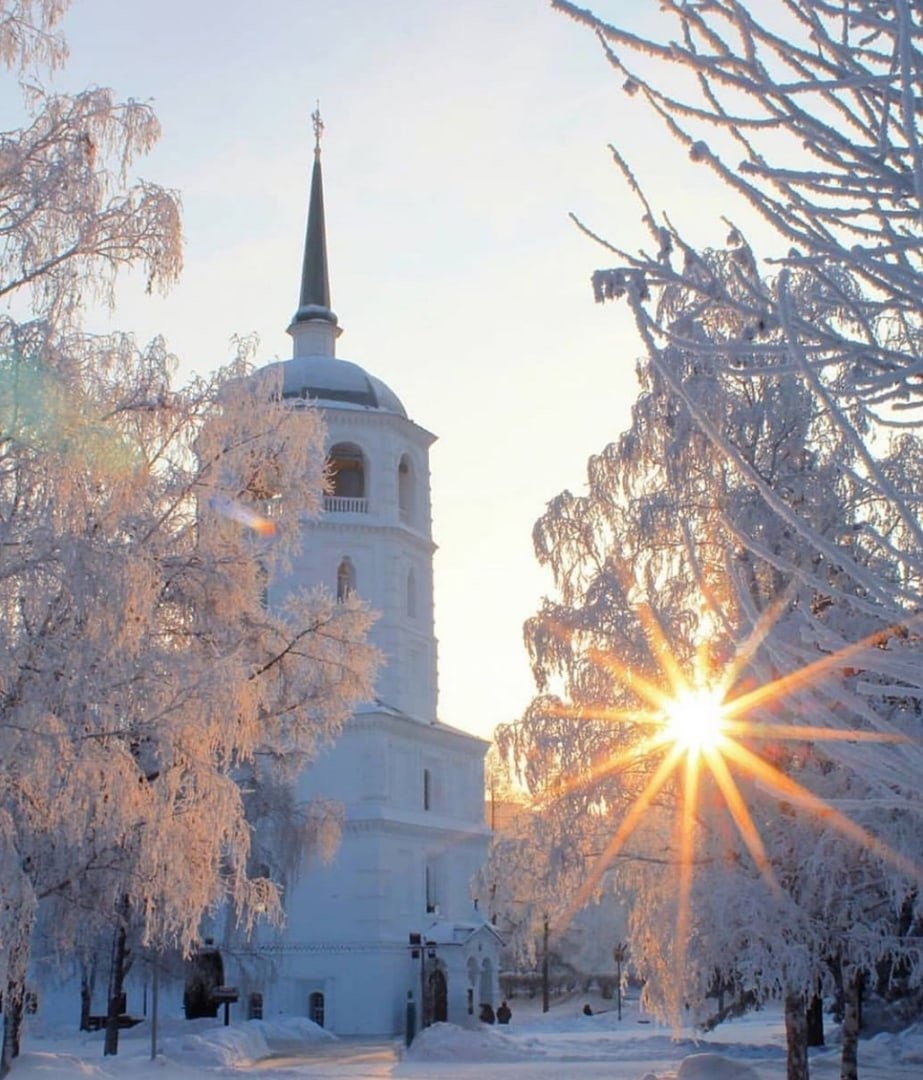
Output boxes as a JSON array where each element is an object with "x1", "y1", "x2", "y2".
[
  {"x1": 160, "y1": 1015, "x2": 332, "y2": 1067},
  {"x1": 677, "y1": 1053, "x2": 761, "y2": 1080},
  {"x1": 406, "y1": 1022, "x2": 547, "y2": 1062},
  {"x1": 257, "y1": 1016, "x2": 336, "y2": 1052}
]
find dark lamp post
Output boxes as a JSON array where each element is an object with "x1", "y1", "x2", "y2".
[
  {"x1": 613, "y1": 943, "x2": 629, "y2": 1021},
  {"x1": 542, "y1": 915, "x2": 550, "y2": 1014}
]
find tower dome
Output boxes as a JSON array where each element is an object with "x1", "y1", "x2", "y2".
[{"x1": 277, "y1": 353, "x2": 407, "y2": 417}]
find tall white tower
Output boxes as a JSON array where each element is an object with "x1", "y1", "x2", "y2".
[
  {"x1": 267, "y1": 124, "x2": 437, "y2": 723},
  {"x1": 254, "y1": 118, "x2": 498, "y2": 1037}
]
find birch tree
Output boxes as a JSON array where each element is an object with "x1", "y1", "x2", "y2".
[
  {"x1": 524, "y1": 3, "x2": 923, "y2": 1076},
  {"x1": 0, "y1": 2, "x2": 377, "y2": 1069},
  {"x1": 512, "y1": 234, "x2": 923, "y2": 1077}
]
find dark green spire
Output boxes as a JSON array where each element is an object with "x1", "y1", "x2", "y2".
[{"x1": 294, "y1": 106, "x2": 337, "y2": 326}]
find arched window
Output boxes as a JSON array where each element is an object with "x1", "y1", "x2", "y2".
[
  {"x1": 407, "y1": 569, "x2": 417, "y2": 619},
  {"x1": 326, "y1": 443, "x2": 367, "y2": 512},
  {"x1": 425, "y1": 860, "x2": 438, "y2": 914},
  {"x1": 398, "y1": 454, "x2": 414, "y2": 524},
  {"x1": 308, "y1": 991, "x2": 325, "y2": 1027},
  {"x1": 336, "y1": 557, "x2": 356, "y2": 601}
]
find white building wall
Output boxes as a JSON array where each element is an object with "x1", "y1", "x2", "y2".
[
  {"x1": 269, "y1": 405, "x2": 438, "y2": 723},
  {"x1": 258, "y1": 706, "x2": 493, "y2": 1033},
  {"x1": 252, "y1": 345, "x2": 496, "y2": 1034}
]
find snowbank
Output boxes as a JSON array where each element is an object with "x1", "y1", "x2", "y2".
[
  {"x1": 15, "y1": 1015, "x2": 335, "y2": 1077},
  {"x1": 863, "y1": 1021, "x2": 923, "y2": 1067},
  {"x1": 159, "y1": 1015, "x2": 333, "y2": 1067},
  {"x1": 677, "y1": 1053, "x2": 760, "y2": 1080},
  {"x1": 406, "y1": 1022, "x2": 548, "y2": 1062}
]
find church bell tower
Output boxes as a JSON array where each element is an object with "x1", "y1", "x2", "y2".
[
  {"x1": 255, "y1": 113, "x2": 497, "y2": 1037},
  {"x1": 269, "y1": 108, "x2": 438, "y2": 723}
]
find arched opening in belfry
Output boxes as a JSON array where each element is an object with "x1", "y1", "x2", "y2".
[
  {"x1": 328, "y1": 442, "x2": 366, "y2": 500},
  {"x1": 398, "y1": 453, "x2": 414, "y2": 523}
]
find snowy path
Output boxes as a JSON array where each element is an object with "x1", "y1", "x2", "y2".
[
  {"x1": 15, "y1": 998, "x2": 923, "y2": 1079},
  {"x1": 236, "y1": 1038, "x2": 399, "y2": 1076},
  {"x1": 230, "y1": 1043, "x2": 922, "y2": 1079}
]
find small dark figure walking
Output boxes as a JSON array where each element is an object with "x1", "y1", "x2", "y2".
[
  {"x1": 496, "y1": 1001, "x2": 512, "y2": 1024},
  {"x1": 582, "y1": 1003, "x2": 594, "y2": 1016},
  {"x1": 479, "y1": 1002, "x2": 496, "y2": 1024}
]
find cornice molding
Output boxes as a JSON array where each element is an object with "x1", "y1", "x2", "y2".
[
  {"x1": 343, "y1": 814, "x2": 491, "y2": 841},
  {"x1": 348, "y1": 709, "x2": 489, "y2": 750},
  {"x1": 297, "y1": 517, "x2": 437, "y2": 553},
  {"x1": 324, "y1": 406, "x2": 436, "y2": 447},
  {"x1": 238, "y1": 940, "x2": 410, "y2": 956}
]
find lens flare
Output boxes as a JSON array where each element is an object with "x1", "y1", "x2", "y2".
[
  {"x1": 551, "y1": 600, "x2": 922, "y2": 1002},
  {"x1": 210, "y1": 494, "x2": 277, "y2": 536},
  {"x1": 661, "y1": 685, "x2": 726, "y2": 752}
]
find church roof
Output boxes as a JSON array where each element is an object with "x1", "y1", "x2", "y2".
[
  {"x1": 278, "y1": 353, "x2": 407, "y2": 417},
  {"x1": 423, "y1": 918, "x2": 505, "y2": 948}
]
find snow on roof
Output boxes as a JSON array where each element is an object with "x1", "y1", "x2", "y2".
[
  {"x1": 354, "y1": 700, "x2": 491, "y2": 747},
  {"x1": 273, "y1": 353, "x2": 407, "y2": 417},
  {"x1": 424, "y1": 917, "x2": 504, "y2": 947}
]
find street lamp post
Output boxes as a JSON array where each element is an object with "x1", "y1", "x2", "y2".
[
  {"x1": 409, "y1": 933, "x2": 438, "y2": 1032},
  {"x1": 542, "y1": 914, "x2": 550, "y2": 1014},
  {"x1": 408, "y1": 933, "x2": 422, "y2": 1040},
  {"x1": 613, "y1": 943, "x2": 629, "y2": 1021}
]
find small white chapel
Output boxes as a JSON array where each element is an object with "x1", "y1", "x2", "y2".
[{"x1": 248, "y1": 117, "x2": 500, "y2": 1037}]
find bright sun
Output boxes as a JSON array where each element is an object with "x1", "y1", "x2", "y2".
[
  {"x1": 555, "y1": 602, "x2": 919, "y2": 993},
  {"x1": 662, "y1": 686, "x2": 727, "y2": 752}
]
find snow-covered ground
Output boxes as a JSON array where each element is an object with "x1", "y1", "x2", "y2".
[{"x1": 12, "y1": 993, "x2": 923, "y2": 1078}]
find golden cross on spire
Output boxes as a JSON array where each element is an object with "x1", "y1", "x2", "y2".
[{"x1": 311, "y1": 101, "x2": 324, "y2": 158}]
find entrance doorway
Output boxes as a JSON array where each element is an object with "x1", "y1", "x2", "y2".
[
  {"x1": 308, "y1": 991, "x2": 325, "y2": 1028},
  {"x1": 428, "y1": 968, "x2": 447, "y2": 1023}
]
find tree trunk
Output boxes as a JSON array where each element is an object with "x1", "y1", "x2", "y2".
[
  {"x1": 784, "y1": 992, "x2": 810, "y2": 1080},
  {"x1": 806, "y1": 991, "x2": 824, "y2": 1047},
  {"x1": 1, "y1": 930, "x2": 31, "y2": 1080},
  {"x1": 1, "y1": 980, "x2": 24, "y2": 1079},
  {"x1": 104, "y1": 919, "x2": 129, "y2": 1056},
  {"x1": 840, "y1": 970, "x2": 862, "y2": 1080}
]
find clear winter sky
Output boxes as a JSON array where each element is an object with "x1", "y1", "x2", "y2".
[{"x1": 42, "y1": 0, "x2": 755, "y2": 742}]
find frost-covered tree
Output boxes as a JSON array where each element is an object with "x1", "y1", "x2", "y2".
[
  {"x1": 554, "y1": 0, "x2": 923, "y2": 590},
  {"x1": 519, "y1": 3, "x2": 923, "y2": 1077},
  {"x1": 510, "y1": 233, "x2": 923, "y2": 1076},
  {"x1": 0, "y1": 3, "x2": 377, "y2": 1070}
]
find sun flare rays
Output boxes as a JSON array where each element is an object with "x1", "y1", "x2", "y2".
[{"x1": 542, "y1": 604, "x2": 923, "y2": 991}]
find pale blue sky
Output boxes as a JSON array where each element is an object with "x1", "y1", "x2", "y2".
[{"x1": 39, "y1": 0, "x2": 754, "y2": 741}]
